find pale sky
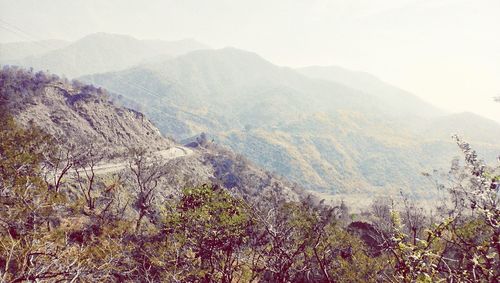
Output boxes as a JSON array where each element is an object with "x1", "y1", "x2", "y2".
[{"x1": 1, "y1": 0, "x2": 499, "y2": 123}]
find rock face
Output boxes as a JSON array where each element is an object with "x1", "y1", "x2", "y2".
[
  {"x1": 0, "y1": 66, "x2": 306, "y2": 203},
  {"x1": 1, "y1": 66, "x2": 172, "y2": 152}
]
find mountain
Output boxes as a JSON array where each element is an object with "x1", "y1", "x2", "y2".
[
  {"x1": 0, "y1": 39, "x2": 69, "y2": 61},
  {"x1": 297, "y1": 65, "x2": 443, "y2": 118},
  {"x1": 0, "y1": 66, "x2": 172, "y2": 152},
  {"x1": 82, "y1": 48, "x2": 417, "y2": 137},
  {"x1": 0, "y1": 66, "x2": 304, "y2": 202},
  {"x1": 1, "y1": 67, "x2": 494, "y2": 283},
  {"x1": 297, "y1": 66, "x2": 500, "y2": 159},
  {"x1": 5, "y1": 33, "x2": 209, "y2": 78},
  {"x1": 79, "y1": 48, "x2": 500, "y2": 197}
]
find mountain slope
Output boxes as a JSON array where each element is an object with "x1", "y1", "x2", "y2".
[
  {"x1": 82, "y1": 48, "x2": 402, "y2": 137},
  {"x1": 0, "y1": 66, "x2": 172, "y2": 152},
  {"x1": 81, "y1": 48, "x2": 500, "y2": 197},
  {"x1": 297, "y1": 66, "x2": 500, "y2": 143},
  {"x1": 0, "y1": 66, "x2": 304, "y2": 202},
  {"x1": 6, "y1": 33, "x2": 209, "y2": 78},
  {"x1": 297, "y1": 65, "x2": 443, "y2": 117}
]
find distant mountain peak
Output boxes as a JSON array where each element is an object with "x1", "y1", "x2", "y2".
[{"x1": 9, "y1": 33, "x2": 210, "y2": 78}]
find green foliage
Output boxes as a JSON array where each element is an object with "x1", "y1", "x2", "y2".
[
  {"x1": 386, "y1": 210, "x2": 449, "y2": 282},
  {"x1": 84, "y1": 49, "x2": 500, "y2": 198},
  {"x1": 321, "y1": 225, "x2": 385, "y2": 282},
  {"x1": 381, "y1": 136, "x2": 500, "y2": 282},
  {"x1": 0, "y1": 102, "x2": 498, "y2": 282},
  {"x1": 0, "y1": 114, "x2": 53, "y2": 229},
  {"x1": 162, "y1": 185, "x2": 252, "y2": 282},
  {"x1": 0, "y1": 115, "x2": 64, "y2": 280}
]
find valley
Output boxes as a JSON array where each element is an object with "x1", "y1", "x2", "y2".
[{"x1": 0, "y1": 24, "x2": 498, "y2": 281}]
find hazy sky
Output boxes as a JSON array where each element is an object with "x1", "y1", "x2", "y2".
[{"x1": 1, "y1": 0, "x2": 499, "y2": 122}]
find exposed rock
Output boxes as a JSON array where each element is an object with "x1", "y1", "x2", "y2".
[
  {"x1": 1, "y1": 66, "x2": 172, "y2": 153},
  {"x1": 0, "y1": 66, "x2": 306, "y2": 204}
]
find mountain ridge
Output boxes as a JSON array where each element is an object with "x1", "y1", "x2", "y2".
[
  {"x1": 4, "y1": 33, "x2": 210, "y2": 78},
  {"x1": 297, "y1": 65, "x2": 444, "y2": 118},
  {"x1": 80, "y1": 47, "x2": 500, "y2": 196},
  {"x1": 0, "y1": 66, "x2": 306, "y2": 202},
  {"x1": 4, "y1": 37, "x2": 498, "y2": 198}
]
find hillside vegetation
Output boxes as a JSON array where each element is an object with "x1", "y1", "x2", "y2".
[
  {"x1": 1, "y1": 67, "x2": 499, "y2": 282},
  {"x1": 82, "y1": 48, "x2": 500, "y2": 197},
  {"x1": 2, "y1": 65, "x2": 306, "y2": 198}
]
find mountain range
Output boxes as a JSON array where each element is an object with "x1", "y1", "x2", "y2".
[
  {"x1": 0, "y1": 66, "x2": 304, "y2": 203},
  {"x1": 1, "y1": 33, "x2": 208, "y2": 78},
  {"x1": 81, "y1": 47, "x2": 500, "y2": 197},
  {"x1": 3, "y1": 33, "x2": 499, "y2": 200}
]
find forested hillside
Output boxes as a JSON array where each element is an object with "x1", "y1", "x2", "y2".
[
  {"x1": 0, "y1": 66, "x2": 304, "y2": 200},
  {"x1": 82, "y1": 48, "x2": 500, "y2": 197},
  {"x1": 1, "y1": 67, "x2": 498, "y2": 282}
]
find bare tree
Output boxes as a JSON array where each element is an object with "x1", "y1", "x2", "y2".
[
  {"x1": 127, "y1": 148, "x2": 167, "y2": 233},
  {"x1": 400, "y1": 193, "x2": 427, "y2": 245},
  {"x1": 247, "y1": 190, "x2": 338, "y2": 282},
  {"x1": 73, "y1": 143, "x2": 104, "y2": 211},
  {"x1": 41, "y1": 144, "x2": 75, "y2": 193}
]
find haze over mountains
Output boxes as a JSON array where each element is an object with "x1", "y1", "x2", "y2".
[
  {"x1": 0, "y1": 66, "x2": 304, "y2": 203},
  {"x1": 3, "y1": 32, "x2": 499, "y2": 198},
  {"x1": 0, "y1": 39, "x2": 69, "y2": 61},
  {"x1": 1, "y1": 33, "x2": 208, "y2": 78},
  {"x1": 297, "y1": 66, "x2": 443, "y2": 118}
]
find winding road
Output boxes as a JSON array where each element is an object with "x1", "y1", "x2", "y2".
[{"x1": 82, "y1": 146, "x2": 193, "y2": 175}]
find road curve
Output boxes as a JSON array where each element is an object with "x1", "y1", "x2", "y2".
[{"x1": 80, "y1": 146, "x2": 193, "y2": 175}]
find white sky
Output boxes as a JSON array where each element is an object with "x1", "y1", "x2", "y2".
[{"x1": 1, "y1": 0, "x2": 499, "y2": 123}]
